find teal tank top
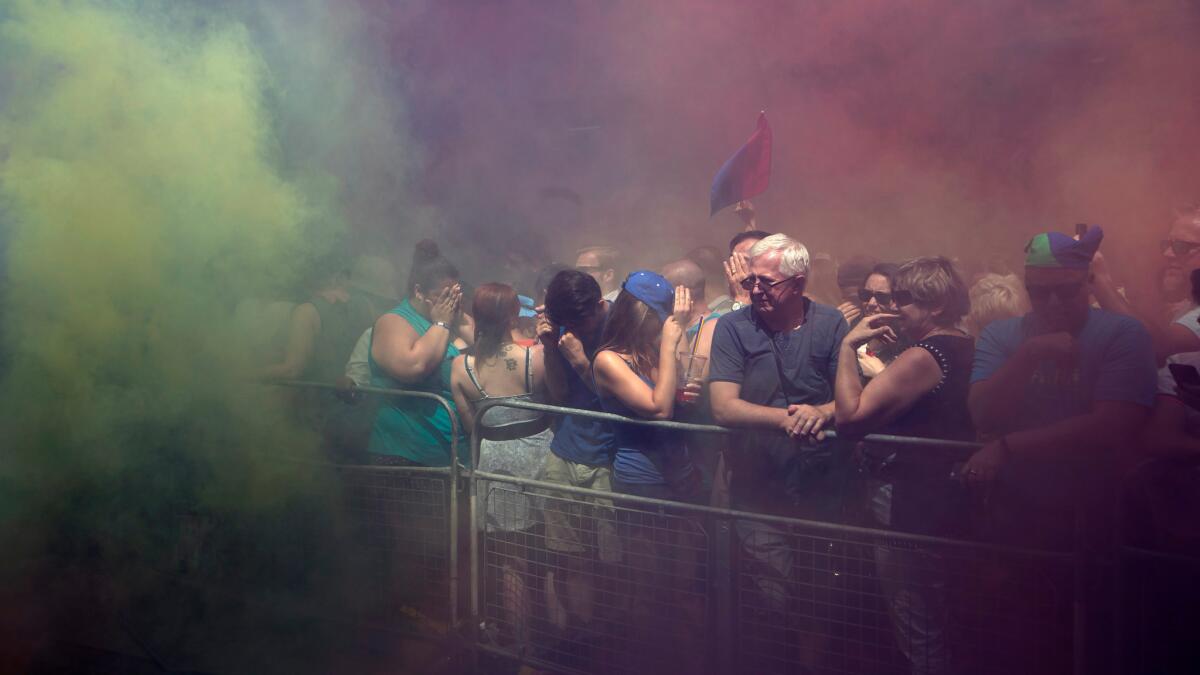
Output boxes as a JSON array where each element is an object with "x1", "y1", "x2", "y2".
[{"x1": 366, "y1": 299, "x2": 466, "y2": 466}]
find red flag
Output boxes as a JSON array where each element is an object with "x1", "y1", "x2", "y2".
[{"x1": 710, "y1": 112, "x2": 772, "y2": 216}]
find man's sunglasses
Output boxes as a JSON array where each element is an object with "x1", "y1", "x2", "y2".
[
  {"x1": 858, "y1": 289, "x2": 893, "y2": 305},
  {"x1": 1025, "y1": 282, "x2": 1084, "y2": 301},
  {"x1": 740, "y1": 275, "x2": 799, "y2": 292},
  {"x1": 1161, "y1": 240, "x2": 1200, "y2": 257}
]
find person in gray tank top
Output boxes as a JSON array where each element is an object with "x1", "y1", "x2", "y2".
[{"x1": 450, "y1": 283, "x2": 553, "y2": 650}]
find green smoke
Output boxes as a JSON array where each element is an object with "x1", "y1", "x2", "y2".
[{"x1": 0, "y1": 1, "x2": 379, "y2": 669}]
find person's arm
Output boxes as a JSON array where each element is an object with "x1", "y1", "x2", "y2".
[
  {"x1": 734, "y1": 200, "x2": 757, "y2": 231},
  {"x1": 449, "y1": 355, "x2": 476, "y2": 436},
  {"x1": 528, "y1": 344, "x2": 547, "y2": 394},
  {"x1": 836, "y1": 302, "x2": 862, "y2": 326},
  {"x1": 710, "y1": 380, "x2": 793, "y2": 432},
  {"x1": 456, "y1": 312, "x2": 476, "y2": 348},
  {"x1": 964, "y1": 400, "x2": 1150, "y2": 485},
  {"x1": 594, "y1": 351, "x2": 676, "y2": 420},
  {"x1": 260, "y1": 303, "x2": 320, "y2": 379},
  {"x1": 835, "y1": 335, "x2": 940, "y2": 437},
  {"x1": 1139, "y1": 395, "x2": 1200, "y2": 459},
  {"x1": 593, "y1": 287, "x2": 691, "y2": 419},
  {"x1": 535, "y1": 315, "x2": 569, "y2": 404},
  {"x1": 1091, "y1": 252, "x2": 1200, "y2": 363},
  {"x1": 370, "y1": 286, "x2": 460, "y2": 383}
]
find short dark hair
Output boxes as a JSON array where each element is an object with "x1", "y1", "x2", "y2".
[
  {"x1": 729, "y1": 230, "x2": 772, "y2": 253},
  {"x1": 864, "y1": 262, "x2": 900, "y2": 289},
  {"x1": 545, "y1": 270, "x2": 601, "y2": 326},
  {"x1": 534, "y1": 262, "x2": 572, "y2": 303}
]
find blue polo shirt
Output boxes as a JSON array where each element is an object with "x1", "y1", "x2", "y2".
[{"x1": 709, "y1": 299, "x2": 850, "y2": 515}]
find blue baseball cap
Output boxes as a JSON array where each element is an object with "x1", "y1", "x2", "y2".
[
  {"x1": 517, "y1": 294, "x2": 537, "y2": 319},
  {"x1": 622, "y1": 270, "x2": 675, "y2": 321}
]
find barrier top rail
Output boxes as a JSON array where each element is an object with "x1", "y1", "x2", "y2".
[
  {"x1": 268, "y1": 379, "x2": 461, "y2": 469},
  {"x1": 472, "y1": 396, "x2": 983, "y2": 452},
  {"x1": 466, "y1": 398, "x2": 1070, "y2": 573}
]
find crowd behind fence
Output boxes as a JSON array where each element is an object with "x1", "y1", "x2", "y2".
[{"x1": 261, "y1": 380, "x2": 1199, "y2": 675}]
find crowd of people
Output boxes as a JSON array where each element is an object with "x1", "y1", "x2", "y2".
[{"x1": 255, "y1": 203, "x2": 1200, "y2": 673}]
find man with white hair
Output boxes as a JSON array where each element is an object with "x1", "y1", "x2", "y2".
[{"x1": 707, "y1": 234, "x2": 851, "y2": 658}]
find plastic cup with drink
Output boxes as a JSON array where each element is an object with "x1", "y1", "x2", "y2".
[{"x1": 676, "y1": 351, "x2": 707, "y2": 403}]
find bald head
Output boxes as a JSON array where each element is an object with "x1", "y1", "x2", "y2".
[{"x1": 660, "y1": 259, "x2": 706, "y2": 301}]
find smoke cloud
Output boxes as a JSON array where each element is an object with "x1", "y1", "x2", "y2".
[
  {"x1": 0, "y1": 1, "x2": 406, "y2": 669},
  {"x1": 379, "y1": 0, "x2": 1200, "y2": 296},
  {"x1": 3, "y1": 0, "x2": 1199, "y2": 669}
]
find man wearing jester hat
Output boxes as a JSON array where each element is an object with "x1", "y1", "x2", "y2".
[{"x1": 964, "y1": 225, "x2": 1156, "y2": 549}]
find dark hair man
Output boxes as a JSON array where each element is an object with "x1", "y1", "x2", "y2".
[{"x1": 538, "y1": 270, "x2": 619, "y2": 629}]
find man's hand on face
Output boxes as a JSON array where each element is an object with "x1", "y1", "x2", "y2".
[{"x1": 784, "y1": 404, "x2": 831, "y2": 441}]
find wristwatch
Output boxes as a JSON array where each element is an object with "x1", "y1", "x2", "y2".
[
  {"x1": 431, "y1": 320, "x2": 451, "y2": 331},
  {"x1": 731, "y1": 301, "x2": 745, "y2": 311}
]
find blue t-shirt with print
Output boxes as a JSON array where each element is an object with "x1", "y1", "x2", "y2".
[
  {"x1": 970, "y1": 308, "x2": 1155, "y2": 513},
  {"x1": 970, "y1": 308, "x2": 1156, "y2": 426}
]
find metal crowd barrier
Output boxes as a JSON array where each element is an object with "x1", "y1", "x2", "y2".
[
  {"x1": 247, "y1": 380, "x2": 1198, "y2": 674},
  {"x1": 1114, "y1": 455, "x2": 1200, "y2": 674},
  {"x1": 466, "y1": 398, "x2": 1083, "y2": 675},
  {"x1": 268, "y1": 380, "x2": 463, "y2": 642}
]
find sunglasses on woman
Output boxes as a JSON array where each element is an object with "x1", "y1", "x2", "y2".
[
  {"x1": 891, "y1": 289, "x2": 915, "y2": 307},
  {"x1": 858, "y1": 289, "x2": 893, "y2": 305}
]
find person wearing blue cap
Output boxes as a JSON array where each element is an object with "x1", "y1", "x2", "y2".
[
  {"x1": 590, "y1": 269, "x2": 703, "y2": 666},
  {"x1": 591, "y1": 270, "x2": 699, "y2": 500}
]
